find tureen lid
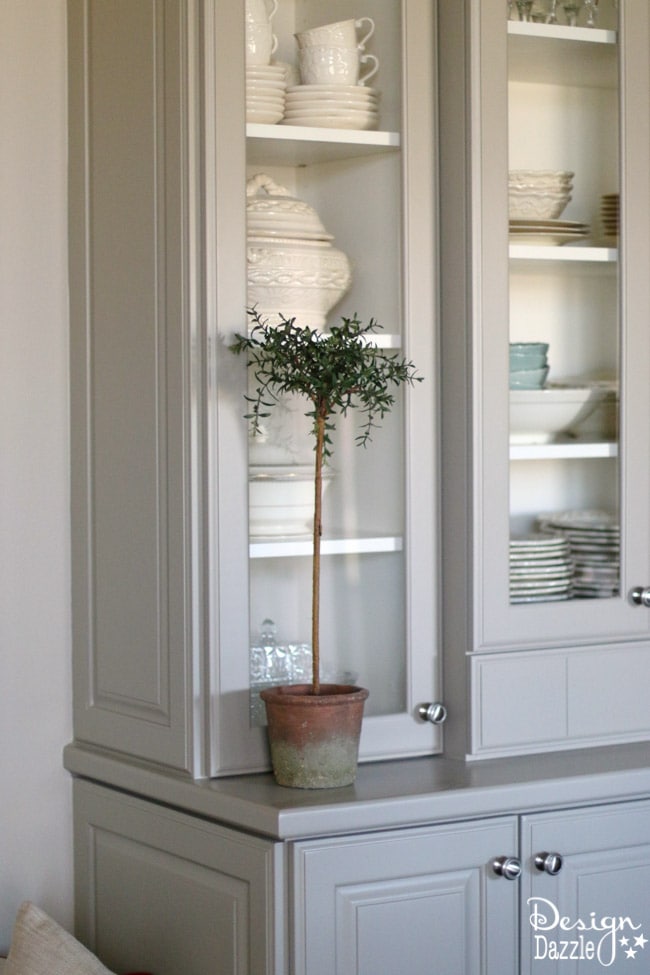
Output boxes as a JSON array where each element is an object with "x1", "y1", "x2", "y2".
[{"x1": 246, "y1": 173, "x2": 332, "y2": 240}]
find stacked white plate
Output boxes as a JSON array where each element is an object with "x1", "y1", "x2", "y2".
[
  {"x1": 537, "y1": 509, "x2": 620, "y2": 598},
  {"x1": 600, "y1": 193, "x2": 619, "y2": 243},
  {"x1": 281, "y1": 84, "x2": 380, "y2": 130},
  {"x1": 509, "y1": 218, "x2": 590, "y2": 246},
  {"x1": 246, "y1": 63, "x2": 288, "y2": 124},
  {"x1": 509, "y1": 533, "x2": 574, "y2": 603}
]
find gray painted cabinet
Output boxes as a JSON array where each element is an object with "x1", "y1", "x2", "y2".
[
  {"x1": 72, "y1": 769, "x2": 650, "y2": 975},
  {"x1": 439, "y1": 0, "x2": 650, "y2": 760},
  {"x1": 291, "y1": 819, "x2": 519, "y2": 974},
  {"x1": 68, "y1": 0, "x2": 441, "y2": 780},
  {"x1": 67, "y1": 2, "x2": 650, "y2": 973}
]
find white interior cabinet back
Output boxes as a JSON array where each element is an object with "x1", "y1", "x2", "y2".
[
  {"x1": 439, "y1": 0, "x2": 650, "y2": 759},
  {"x1": 68, "y1": 0, "x2": 199, "y2": 770}
]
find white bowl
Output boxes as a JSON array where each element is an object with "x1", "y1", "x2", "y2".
[
  {"x1": 508, "y1": 188, "x2": 572, "y2": 220},
  {"x1": 510, "y1": 386, "x2": 614, "y2": 445},
  {"x1": 249, "y1": 465, "x2": 334, "y2": 536},
  {"x1": 509, "y1": 169, "x2": 574, "y2": 188}
]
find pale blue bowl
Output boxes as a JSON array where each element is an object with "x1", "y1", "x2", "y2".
[{"x1": 509, "y1": 365, "x2": 549, "y2": 390}]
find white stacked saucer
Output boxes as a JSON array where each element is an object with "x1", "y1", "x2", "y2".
[
  {"x1": 509, "y1": 533, "x2": 574, "y2": 603},
  {"x1": 282, "y1": 84, "x2": 380, "y2": 130},
  {"x1": 246, "y1": 63, "x2": 288, "y2": 124},
  {"x1": 509, "y1": 219, "x2": 590, "y2": 246}
]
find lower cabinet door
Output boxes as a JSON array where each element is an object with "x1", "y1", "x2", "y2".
[
  {"x1": 520, "y1": 799, "x2": 650, "y2": 973},
  {"x1": 291, "y1": 817, "x2": 519, "y2": 975}
]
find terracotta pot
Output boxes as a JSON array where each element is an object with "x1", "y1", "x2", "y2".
[{"x1": 260, "y1": 683, "x2": 369, "y2": 788}]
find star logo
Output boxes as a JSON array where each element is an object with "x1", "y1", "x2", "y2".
[{"x1": 635, "y1": 934, "x2": 648, "y2": 949}]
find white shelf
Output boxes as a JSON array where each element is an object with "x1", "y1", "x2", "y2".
[
  {"x1": 508, "y1": 21, "x2": 618, "y2": 88},
  {"x1": 509, "y1": 244, "x2": 617, "y2": 262},
  {"x1": 508, "y1": 21, "x2": 617, "y2": 45},
  {"x1": 249, "y1": 534, "x2": 403, "y2": 559},
  {"x1": 510, "y1": 438, "x2": 618, "y2": 460},
  {"x1": 246, "y1": 124, "x2": 400, "y2": 167}
]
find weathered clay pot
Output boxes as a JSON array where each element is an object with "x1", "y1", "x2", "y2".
[{"x1": 260, "y1": 683, "x2": 369, "y2": 788}]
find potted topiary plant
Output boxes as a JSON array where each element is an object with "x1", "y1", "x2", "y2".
[{"x1": 231, "y1": 307, "x2": 422, "y2": 788}]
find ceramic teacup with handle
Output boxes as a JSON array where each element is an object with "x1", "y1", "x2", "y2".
[
  {"x1": 298, "y1": 46, "x2": 379, "y2": 86},
  {"x1": 295, "y1": 17, "x2": 375, "y2": 51}
]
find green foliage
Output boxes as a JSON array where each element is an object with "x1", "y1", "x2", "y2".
[{"x1": 230, "y1": 308, "x2": 423, "y2": 457}]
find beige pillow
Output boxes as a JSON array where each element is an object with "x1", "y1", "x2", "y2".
[{"x1": 5, "y1": 902, "x2": 115, "y2": 975}]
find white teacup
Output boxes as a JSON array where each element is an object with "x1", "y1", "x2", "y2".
[
  {"x1": 246, "y1": 21, "x2": 278, "y2": 65},
  {"x1": 295, "y1": 17, "x2": 375, "y2": 51},
  {"x1": 298, "y1": 46, "x2": 379, "y2": 86},
  {"x1": 245, "y1": 0, "x2": 278, "y2": 26}
]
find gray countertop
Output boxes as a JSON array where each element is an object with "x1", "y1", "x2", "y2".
[{"x1": 64, "y1": 740, "x2": 650, "y2": 840}]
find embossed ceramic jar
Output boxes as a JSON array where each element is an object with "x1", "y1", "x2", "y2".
[{"x1": 246, "y1": 173, "x2": 352, "y2": 327}]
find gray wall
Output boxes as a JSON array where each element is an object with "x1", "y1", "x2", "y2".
[{"x1": 0, "y1": 0, "x2": 73, "y2": 950}]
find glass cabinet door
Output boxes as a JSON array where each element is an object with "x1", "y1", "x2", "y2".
[
  {"x1": 209, "y1": 0, "x2": 440, "y2": 775},
  {"x1": 477, "y1": 0, "x2": 650, "y2": 651}
]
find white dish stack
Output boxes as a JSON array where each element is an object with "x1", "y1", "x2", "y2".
[
  {"x1": 283, "y1": 84, "x2": 379, "y2": 129},
  {"x1": 600, "y1": 193, "x2": 619, "y2": 244},
  {"x1": 509, "y1": 533, "x2": 574, "y2": 603},
  {"x1": 508, "y1": 170, "x2": 589, "y2": 244},
  {"x1": 537, "y1": 510, "x2": 620, "y2": 598},
  {"x1": 285, "y1": 17, "x2": 381, "y2": 129},
  {"x1": 245, "y1": 0, "x2": 287, "y2": 124},
  {"x1": 246, "y1": 64, "x2": 288, "y2": 124}
]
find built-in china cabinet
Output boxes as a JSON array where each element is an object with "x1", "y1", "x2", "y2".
[
  {"x1": 439, "y1": 0, "x2": 650, "y2": 759},
  {"x1": 66, "y1": 1, "x2": 650, "y2": 973},
  {"x1": 68, "y1": 0, "x2": 440, "y2": 781}
]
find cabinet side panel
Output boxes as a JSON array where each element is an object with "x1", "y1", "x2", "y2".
[
  {"x1": 73, "y1": 779, "x2": 282, "y2": 975},
  {"x1": 69, "y1": 0, "x2": 193, "y2": 767}
]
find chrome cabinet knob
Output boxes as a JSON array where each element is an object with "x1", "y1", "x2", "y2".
[
  {"x1": 535, "y1": 851, "x2": 563, "y2": 875},
  {"x1": 417, "y1": 702, "x2": 448, "y2": 724},
  {"x1": 492, "y1": 856, "x2": 522, "y2": 881},
  {"x1": 631, "y1": 587, "x2": 650, "y2": 607}
]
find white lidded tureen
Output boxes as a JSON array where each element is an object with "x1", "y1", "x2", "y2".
[{"x1": 246, "y1": 173, "x2": 352, "y2": 327}]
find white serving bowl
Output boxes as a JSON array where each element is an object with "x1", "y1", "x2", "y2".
[
  {"x1": 249, "y1": 465, "x2": 334, "y2": 536},
  {"x1": 509, "y1": 169, "x2": 574, "y2": 189},
  {"x1": 508, "y1": 188, "x2": 571, "y2": 220},
  {"x1": 510, "y1": 385, "x2": 612, "y2": 445}
]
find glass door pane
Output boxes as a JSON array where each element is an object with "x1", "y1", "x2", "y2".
[{"x1": 507, "y1": 8, "x2": 620, "y2": 607}]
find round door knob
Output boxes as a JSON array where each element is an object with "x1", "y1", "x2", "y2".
[
  {"x1": 535, "y1": 851, "x2": 563, "y2": 875},
  {"x1": 417, "y1": 702, "x2": 448, "y2": 724},
  {"x1": 631, "y1": 587, "x2": 650, "y2": 607},
  {"x1": 492, "y1": 856, "x2": 522, "y2": 881}
]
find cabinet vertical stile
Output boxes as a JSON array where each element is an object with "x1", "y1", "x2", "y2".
[
  {"x1": 439, "y1": 0, "x2": 650, "y2": 760},
  {"x1": 209, "y1": 0, "x2": 440, "y2": 774}
]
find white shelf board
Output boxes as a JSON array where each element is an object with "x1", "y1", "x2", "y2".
[
  {"x1": 368, "y1": 333, "x2": 402, "y2": 349},
  {"x1": 508, "y1": 22, "x2": 617, "y2": 88},
  {"x1": 249, "y1": 534, "x2": 403, "y2": 559},
  {"x1": 509, "y1": 244, "x2": 617, "y2": 262},
  {"x1": 508, "y1": 21, "x2": 616, "y2": 45},
  {"x1": 246, "y1": 124, "x2": 400, "y2": 167},
  {"x1": 510, "y1": 438, "x2": 618, "y2": 460}
]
